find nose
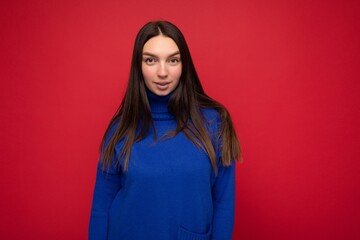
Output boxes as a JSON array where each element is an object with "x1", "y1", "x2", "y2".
[{"x1": 157, "y1": 62, "x2": 168, "y2": 78}]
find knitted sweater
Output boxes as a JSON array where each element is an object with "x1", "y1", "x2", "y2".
[{"x1": 89, "y1": 91, "x2": 235, "y2": 240}]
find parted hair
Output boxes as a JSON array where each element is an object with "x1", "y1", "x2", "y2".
[{"x1": 100, "y1": 20, "x2": 241, "y2": 174}]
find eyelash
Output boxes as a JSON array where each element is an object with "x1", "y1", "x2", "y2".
[
  {"x1": 169, "y1": 58, "x2": 180, "y2": 63},
  {"x1": 144, "y1": 58, "x2": 156, "y2": 64},
  {"x1": 143, "y1": 57, "x2": 181, "y2": 64}
]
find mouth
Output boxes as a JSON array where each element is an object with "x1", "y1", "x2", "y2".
[
  {"x1": 154, "y1": 82, "x2": 171, "y2": 90},
  {"x1": 155, "y1": 82, "x2": 171, "y2": 86}
]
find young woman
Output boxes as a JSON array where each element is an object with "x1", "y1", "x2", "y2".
[{"x1": 89, "y1": 20, "x2": 241, "y2": 240}]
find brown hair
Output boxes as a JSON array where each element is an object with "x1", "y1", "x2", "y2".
[{"x1": 100, "y1": 20, "x2": 241, "y2": 174}]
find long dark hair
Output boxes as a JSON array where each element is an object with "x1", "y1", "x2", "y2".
[{"x1": 100, "y1": 20, "x2": 241, "y2": 174}]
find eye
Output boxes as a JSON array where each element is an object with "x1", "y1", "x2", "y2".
[
  {"x1": 168, "y1": 58, "x2": 181, "y2": 65},
  {"x1": 144, "y1": 57, "x2": 156, "y2": 65}
]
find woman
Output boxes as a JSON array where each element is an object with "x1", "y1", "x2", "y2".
[{"x1": 89, "y1": 20, "x2": 241, "y2": 240}]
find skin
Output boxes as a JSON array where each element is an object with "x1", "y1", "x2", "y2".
[{"x1": 142, "y1": 35, "x2": 182, "y2": 96}]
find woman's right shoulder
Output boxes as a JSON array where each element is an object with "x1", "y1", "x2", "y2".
[
  {"x1": 98, "y1": 117, "x2": 123, "y2": 173},
  {"x1": 102, "y1": 116, "x2": 123, "y2": 147}
]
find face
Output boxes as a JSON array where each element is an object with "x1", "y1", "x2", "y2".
[{"x1": 142, "y1": 35, "x2": 182, "y2": 96}]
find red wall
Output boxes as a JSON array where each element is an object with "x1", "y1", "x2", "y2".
[{"x1": 1, "y1": 0, "x2": 359, "y2": 239}]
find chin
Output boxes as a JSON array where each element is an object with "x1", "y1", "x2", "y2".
[
  {"x1": 154, "y1": 90, "x2": 171, "y2": 96},
  {"x1": 151, "y1": 86, "x2": 175, "y2": 96}
]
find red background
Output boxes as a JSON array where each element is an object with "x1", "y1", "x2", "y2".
[{"x1": 1, "y1": 0, "x2": 359, "y2": 239}]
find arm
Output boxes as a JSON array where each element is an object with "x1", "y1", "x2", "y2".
[
  {"x1": 89, "y1": 122, "x2": 122, "y2": 240},
  {"x1": 89, "y1": 162, "x2": 121, "y2": 240},
  {"x1": 211, "y1": 160, "x2": 236, "y2": 240},
  {"x1": 204, "y1": 109, "x2": 236, "y2": 239}
]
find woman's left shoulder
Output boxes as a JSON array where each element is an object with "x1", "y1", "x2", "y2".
[
  {"x1": 200, "y1": 108, "x2": 222, "y2": 136},
  {"x1": 201, "y1": 107, "x2": 221, "y2": 123}
]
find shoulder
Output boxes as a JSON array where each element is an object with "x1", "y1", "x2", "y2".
[
  {"x1": 99, "y1": 117, "x2": 123, "y2": 173},
  {"x1": 103, "y1": 117, "x2": 120, "y2": 145},
  {"x1": 200, "y1": 107, "x2": 222, "y2": 137},
  {"x1": 201, "y1": 107, "x2": 221, "y2": 126},
  {"x1": 102, "y1": 116, "x2": 125, "y2": 156},
  {"x1": 200, "y1": 107, "x2": 224, "y2": 162},
  {"x1": 201, "y1": 107, "x2": 220, "y2": 120}
]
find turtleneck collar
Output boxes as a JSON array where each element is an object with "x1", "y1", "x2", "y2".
[{"x1": 146, "y1": 90, "x2": 174, "y2": 120}]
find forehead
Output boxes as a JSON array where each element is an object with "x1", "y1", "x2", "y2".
[{"x1": 143, "y1": 35, "x2": 179, "y2": 55}]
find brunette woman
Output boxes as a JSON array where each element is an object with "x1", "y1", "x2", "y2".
[{"x1": 89, "y1": 20, "x2": 241, "y2": 240}]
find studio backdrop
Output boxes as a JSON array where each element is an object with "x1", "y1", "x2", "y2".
[{"x1": 1, "y1": 0, "x2": 359, "y2": 239}]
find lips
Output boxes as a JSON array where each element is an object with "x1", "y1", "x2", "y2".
[
  {"x1": 154, "y1": 82, "x2": 171, "y2": 90},
  {"x1": 155, "y1": 82, "x2": 170, "y2": 86}
]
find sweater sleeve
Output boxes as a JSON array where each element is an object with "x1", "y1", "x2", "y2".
[
  {"x1": 88, "y1": 123, "x2": 122, "y2": 240},
  {"x1": 89, "y1": 162, "x2": 121, "y2": 240},
  {"x1": 211, "y1": 160, "x2": 236, "y2": 240},
  {"x1": 210, "y1": 111, "x2": 236, "y2": 240}
]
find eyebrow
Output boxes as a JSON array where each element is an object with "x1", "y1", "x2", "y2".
[{"x1": 142, "y1": 51, "x2": 180, "y2": 58}]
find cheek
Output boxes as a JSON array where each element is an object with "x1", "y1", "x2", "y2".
[
  {"x1": 142, "y1": 66, "x2": 153, "y2": 89},
  {"x1": 173, "y1": 66, "x2": 182, "y2": 80},
  {"x1": 141, "y1": 65, "x2": 152, "y2": 80}
]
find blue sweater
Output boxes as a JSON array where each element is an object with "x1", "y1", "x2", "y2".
[{"x1": 89, "y1": 91, "x2": 235, "y2": 240}]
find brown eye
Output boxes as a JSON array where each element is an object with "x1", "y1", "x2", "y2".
[
  {"x1": 144, "y1": 58, "x2": 156, "y2": 65},
  {"x1": 168, "y1": 58, "x2": 180, "y2": 65}
]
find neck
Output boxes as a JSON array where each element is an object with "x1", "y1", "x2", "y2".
[{"x1": 146, "y1": 90, "x2": 174, "y2": 120}]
